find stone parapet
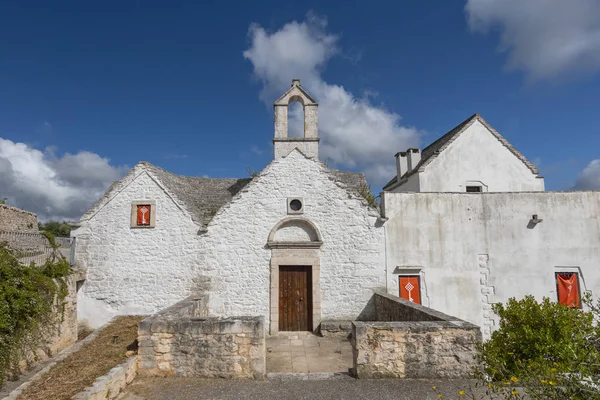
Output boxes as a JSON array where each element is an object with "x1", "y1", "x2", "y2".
[
  {"x1": 137, "y1": 297, "x2": 265, "y2": 379},
  {"x1": 352, "y1": 292, "x2": 481, "y2": 379},
  {"x1": 374, "y1": 290, "x2": 459, "y2": 322},
  {"x1": 352, "y1": 320, "x2": 480, "y2": 379},
  {"x1": 319, "y1": 320, "x2": 352, "y2": 337}
]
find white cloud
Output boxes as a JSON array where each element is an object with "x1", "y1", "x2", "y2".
[
  {"x1": 466, "y1": 0, "x2": 600, "y2": 81},
  {"x1": 574, "y1": 159, "x2": 600, "y2": 190},
  {"x1": 0, "y1": 138, "x2": 127, "y2": 221},
  {"x1": 243, "y1": 13, "x2": 421, "y2": 184}
]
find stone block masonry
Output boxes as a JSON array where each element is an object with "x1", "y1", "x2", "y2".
[
  {"x1": 0, "y1": 204, "x2": 38, "y2": 232},
  {"x1": 137, "y1": 297, "x2": 265, "y2": 379},
  {"x1": 352, "y1": 292, "x2": 481, "y2": 379},
  {"x1": 72, "y1": 356, "x2": 137, "y2": 400}
]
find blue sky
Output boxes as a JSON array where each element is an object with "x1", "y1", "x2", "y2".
[{"x1": 1, "y1": 0, "x2": 599, "y2": 220}]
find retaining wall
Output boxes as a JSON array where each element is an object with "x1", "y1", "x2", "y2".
[
  {"x1": 72, "y1": 356, "x2": 137, "y2": 400},
  {"x1": 352, "y1": 292, "x2": 481, "y2": 379},
  {"x1": 137, "y1": 297, "x2": 265, "y2": 379}
]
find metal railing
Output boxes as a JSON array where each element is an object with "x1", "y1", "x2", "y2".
[{"x1": 0, "y1": 230, "x2": 72, "y2": 266}]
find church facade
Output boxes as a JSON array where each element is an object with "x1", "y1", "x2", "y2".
[{"x1": 73, "y1": 80, "x2": 600, "y2": 338}]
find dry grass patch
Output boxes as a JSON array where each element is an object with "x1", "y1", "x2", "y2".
[{"x1": 17, "y1": 315, "x2": 145, "y2": 400}]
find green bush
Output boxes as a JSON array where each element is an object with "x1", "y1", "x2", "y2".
[
  {"x1": 475, "y1": 295, "x2": 600, "y2": 399},
  {"x1": 0, "y1": 241, "x2": 71, "y2": 386},
  {"x1": 38, "y1": 220, "x2": 71, "y2": 237}
]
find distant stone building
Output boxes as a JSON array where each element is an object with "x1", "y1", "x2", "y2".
[
  {"x1": 73, "y1": 80, "x2": 600, "y2": 340},
  {"x1": 0, "y1": 204, "x2": 38, "y2": 232}
]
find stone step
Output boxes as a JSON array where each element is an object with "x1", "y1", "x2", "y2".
[{"x1": 267, "y1": 372, "x2": 355, "y2": 381}]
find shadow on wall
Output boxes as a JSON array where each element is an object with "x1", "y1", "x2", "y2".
[{"x1": 355, "y1": 294, "x2": 377, "y2": 321}]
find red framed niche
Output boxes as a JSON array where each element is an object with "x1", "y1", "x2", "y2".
[
  {"x1": 399, "y1": 275, "x2": 421, "y2": 305},
  {"x1": 555, "y1": 272, "x2": 581, "y2": 308},
  {"x1": 136, "y1": 205, "x2": 151, "y2": 226},
  {"x1": 130, "y1": 200, "x2": 156, "y2": 228}
]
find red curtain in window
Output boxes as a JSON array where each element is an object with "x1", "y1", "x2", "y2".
[
  {"x1": 557, "y1": 273, "x2": 580, "y2": 307},
  {"x1": 399, "y1": 276, "x2": 421, "y2": 305},
  {"x1": 137, "y1": 205, "x2": 151, "y2": 226}
]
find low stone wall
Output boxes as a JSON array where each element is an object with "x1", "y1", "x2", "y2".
[
  {"x1": 320, "y1": 320, "x2": 352, "y2": 337},
  {"x1": 72, "y1": 356, "x2": 137, "y2": 400},
  {"x1": 3, "y1": 316, "x2": 114, "y2": 400},
  {"x1": 352, "y1": 292, "x2": 481, "y2": 379},
  {"x1": 137, "y1": 297, "x2": 265, "y2": 379}
]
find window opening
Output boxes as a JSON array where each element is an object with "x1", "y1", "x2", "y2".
[{"x1": 555, "y1": 272, "x2": 581, "y2": 308}]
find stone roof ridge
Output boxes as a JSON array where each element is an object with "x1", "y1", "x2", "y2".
[{"x1": 383, "y1": 113, "x2": 540, "y2": 190}]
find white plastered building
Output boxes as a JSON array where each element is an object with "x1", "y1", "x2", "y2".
[{"x1": 73, "y1": 81, "x2": 600, "y2": 339}]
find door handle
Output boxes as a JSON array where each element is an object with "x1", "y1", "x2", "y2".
[{"x1": 299, "y1": 298, "x2": 304, "y2": 302}]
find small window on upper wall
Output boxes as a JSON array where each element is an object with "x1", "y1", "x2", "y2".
[
  {"x1": 466, "y1": 186, "x2": 482, "y2": 193},
  {"x1": 399, "y1": 275, "x2": 421, "y2": 304},
  {"x1": 131, "y1": 200, "x2": 156, "y2": 228},
  {"x1": 137, "y1": 205, "x2": 151, "y2": 226},
  {"x1": 556, "y1": 272, "x2": 581, "y2": 308}
]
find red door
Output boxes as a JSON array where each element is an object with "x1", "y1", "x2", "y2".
[{"x1": 279, "y1": 266, "x2": 312, "y2": 331}]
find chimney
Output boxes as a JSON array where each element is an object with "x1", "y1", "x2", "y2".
[
  {"x1": 406, "y1": 148, "x2": 421, "y2": 171},
  {"x1": 395, "y1": 151, "x2": 408, "y2": 179}
]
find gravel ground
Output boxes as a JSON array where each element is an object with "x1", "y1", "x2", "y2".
[{"x1": 120, "y1": 376, "x2": 494, "y2": 400}]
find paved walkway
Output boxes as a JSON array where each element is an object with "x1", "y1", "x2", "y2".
[
  {"x1": 118, "y1": 377, "x2": 489, "y2": 400},
  {"x1": 266, "y1": 332, "x2": 352, "y2": 374}
]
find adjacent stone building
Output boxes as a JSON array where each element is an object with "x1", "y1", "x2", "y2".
[{"x1": 73, "y1": 80, "x2": 600, "y2": 340}]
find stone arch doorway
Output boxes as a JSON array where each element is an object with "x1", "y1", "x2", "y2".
[{"x1": 267, "y1": 217, "x2": 323, "y2": 334}]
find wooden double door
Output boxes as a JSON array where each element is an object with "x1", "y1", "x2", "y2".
[{"x1": 279, "y1": 266, "x2": 313, "y2": 331}]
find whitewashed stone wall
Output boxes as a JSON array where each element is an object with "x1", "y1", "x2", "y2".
[
  {"x1": 73, "y1": 153, "x2": 383, "y2": 329},
  {"x1": 390, "y1": 120, "x2": 544, "y2": 193},
  {"x1": 72, "y1": 167, "x2": 201, "y2": 327},
  {"x1": 203, "y1": 150, "x2": 385, "y2": 327},
  {"x1": 383, "y1": 191, "x2": 600, "y2": 337}
]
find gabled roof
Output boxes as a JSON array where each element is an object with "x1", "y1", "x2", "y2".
[
  {"x1": 80, "y1": 162, "x2": 252, "y2": 227},
  {"x1": 383, "y1": 113, "x2": 541, "y2": 190},
  {"x1": 81, "y1": 159, "x2": 368, "y2": 229},
  {"x1": 274, "y1": 79, "x2": 318, "y2": 105}
]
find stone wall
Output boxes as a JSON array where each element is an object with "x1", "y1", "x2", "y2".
[
  {"x1": 137, "y1": 297, "x2": 265, "y2": 379},
  {"x1": 352, "y1": 292, "x2": 481, "y2": 379},
  {"x1": 0, "y1": 204, "x2": 38, "y2": 232},
  {"x1": 72, "y1": 356, "x2": 137, "y2": 400},
  {"x1": 7, "y1": 269, "x2": 84, "y2": 385}
]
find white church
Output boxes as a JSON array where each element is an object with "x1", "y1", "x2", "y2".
[{"x1": 72, "y1": 80, "x2": 600, "y2": 338}]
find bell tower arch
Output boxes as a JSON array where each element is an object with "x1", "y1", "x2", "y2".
[{"x1": 273, "y1": 79, "x2": 319, "y2": 159}]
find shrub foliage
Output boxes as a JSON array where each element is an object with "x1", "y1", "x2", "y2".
[
  {"x1": 0, "y1": 236, "x2": 72, "y2": 386},
  {"x1": 475, "y1": 295, "x2": 600, "y2": 399}
]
